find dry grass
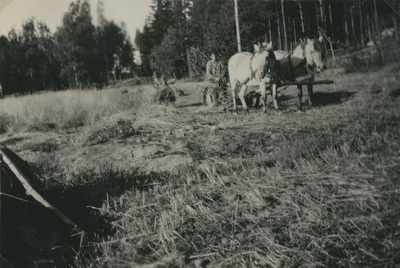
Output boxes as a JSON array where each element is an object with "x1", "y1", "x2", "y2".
[
  {"x1": 72, "y1": 65, "x2": 400, "y2": 267},
  {"x1": 0, "y1": 85, "x2": 155, "y2": 132},
  {"x1": 1, "y1": 63, "x2": 400, "y2": 267}
]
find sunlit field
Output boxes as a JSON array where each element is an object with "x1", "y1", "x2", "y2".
[
  {"x1": 1, "y1": 62, "x2": 400, "y2": 267},
  {"x1": 0, "y1": 85, "x2": 155, "y2": 132}
]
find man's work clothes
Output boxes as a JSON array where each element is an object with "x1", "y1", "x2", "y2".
[{"x1": 206, "y1": 60, "x2": 223, "y2": 83}]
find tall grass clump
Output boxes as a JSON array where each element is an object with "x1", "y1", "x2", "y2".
[
  {"x1": 0, "y1": 113, "x2": 14, "y2": 134},
  {"x1": 0, "y1": 86, "x2": 154, "y2": 133}
]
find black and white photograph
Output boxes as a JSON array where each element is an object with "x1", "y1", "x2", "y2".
[{"x1": 0, "y1": 0, "x2": 399, "y2": 267}]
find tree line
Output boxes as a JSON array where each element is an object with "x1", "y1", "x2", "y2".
[
  {"x1": 0, "y1": 0, "x2": 398, "y2": 96},
  {"x1": 0, "y1": 0, "x2": 134, "y2": 96},
  {"x1": 136, "y1": 0, "x2": 399, "y2": 79}
]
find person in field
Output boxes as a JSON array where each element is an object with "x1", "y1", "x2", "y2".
[
  {"x1": 206, "y1": 53, "x2": 223, "y2": 83},
  {"x1": 153, "y1": 71, "x2": 176, "y2": 104},
  {"x1": 204, "y1": 52, "x2": 223, "y2": 107}
]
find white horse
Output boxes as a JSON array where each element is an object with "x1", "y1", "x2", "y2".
[
  {"x1": 274, "y1": 36, "x2": 325, "y2": 73},
  {"x1": 273, "y1": 36, "x2": 326, "y2": 110},
  {"x1": 228, "y1": 42, "x2": 276, "y2": 113}
]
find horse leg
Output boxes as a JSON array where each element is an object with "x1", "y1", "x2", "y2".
[
  {"x1": 297, "y1": 84, "x2": 303, "y2": 111},
  {"x1": 308, "y1": 84, "x2": 314, "y2": 108},
  {"x1": 271, "y1": 82, "x2": 279, "y2": 111},
  {"x1": 231, "y1": 81, "x2": 238, "y2": 112},
  {"x1": 238, "y1": 84, "x2": 248, "y2": 112},
  {"x1": 259, "y1": 81, "x2": 267, "y2": 113},
  {"x1": 254, "y1": 96, "x2": 260, "y2": 108}
]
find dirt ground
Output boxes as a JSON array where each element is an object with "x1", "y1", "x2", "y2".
[{"x1": 0, "y1": 71, "x2": 340, "y2": 179}]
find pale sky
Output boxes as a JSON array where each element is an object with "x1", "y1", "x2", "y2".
[{"x1": 0, "y1": 0, "x2": 153, "y2": 42}]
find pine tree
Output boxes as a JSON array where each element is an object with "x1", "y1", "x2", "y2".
[{"x1": 55, "y1": 0, "x2": 98, "y2": 87}]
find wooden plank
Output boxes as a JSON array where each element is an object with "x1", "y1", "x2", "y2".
[
  {"x1": 282, "y1": 80, "x2": 334, "y2": 86},
  {"x1": 0, "y1": 149, "x2": 85, "y2": 244},
  {"x1": 295, "y1": 74, "x2": 312, "y2": 81}
]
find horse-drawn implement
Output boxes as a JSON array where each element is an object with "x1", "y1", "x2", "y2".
[
  {"x1": 281, "y1": 79, "x2": 334, "y2": 86},
  {"x1": 222, "y1": 37, "x2": 334, "y2": 112},
  {"x1": 204, "y1": 75, "x2": 334, "y2": 111}
]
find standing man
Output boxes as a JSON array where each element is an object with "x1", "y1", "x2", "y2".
[{"x1": 204, "y1": 53, "x2": 223, "y2": 107}]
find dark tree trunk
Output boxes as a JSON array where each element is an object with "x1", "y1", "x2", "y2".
[
  {"x1": 297, "y1": 0, "x2": 305, "y2": 34},
  {"x1": 276, "y1": 3, "x2": 282, "y2": 50},
  {"x1": 329, "y1": 3, "x2": 333, "y2": 37},
  {"x1": 394, "y1": 4, "x2": 399, "y2": 43},
  {"x1": 268, "y1": 18, "x2": 272, "y2": 43},
  {"x1": 234, "y1": 0, "x2": 241, "y2": 52},
  {"x1": 293, "y1": 19, "x2": 297, "y2": 43},
  {"x1": 359, "y1": 0, "x2": 364, "y2": 46},
  {"x1": 350, "y1": 3, "x2": 357, "y2": 47},
  {"x1": 373, "y1": 0, "x2": 384, "y2": 60},
  {"x1": 367, "y1": 14, "x2": 372, "y2": 43},
  {"x1": 344, "y1": 1, "x2": 349, "y2": 46},
  {"x1": 281, "y1": 0, "x2": 287, "y2": 51}
]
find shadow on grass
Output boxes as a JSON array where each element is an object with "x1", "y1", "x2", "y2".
[
  {"x1": 312, "y1": 91, "x2": 356, "y2": 106},
  {"x1": 389, "y1": 88, "x2": 400, "y2": 98},
  {"x1": 273, "y1": 90, "x2": 356, "y2": 112},
  {"x1": 277, "y1": 94, "x2": 293, "y2": 103},
  {"x1": 1, "y1": 136, "x2": 25, "y2": 146},
  {"x1": 0, "y1": 145, "x2": 169, "y2": 267},
  {"x1": 48, "y1": 170, "x2": 169, "y2": 237}
]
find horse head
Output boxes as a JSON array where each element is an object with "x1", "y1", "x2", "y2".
[
  {"x1": 252, "y1": 41, "x2": 273, "y2": 81},
  {"x1": 303, "y1": 36, "x2": 326, "y2": 73}
]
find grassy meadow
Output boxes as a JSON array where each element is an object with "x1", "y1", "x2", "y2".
[{"x1": 0, "y1": 62, "x2": 400, "y2": 267}]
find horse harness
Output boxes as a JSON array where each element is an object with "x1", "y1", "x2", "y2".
[
  {"x1": 242, "y1": 52, "x2": 273, "y2": 86},
  {"x1": 240, "y1": 50, "x2": 309, "y2": 88},
  {"x1": 249, "y1": 54, "x2": 257, "y2": 81},
  {"x1": 273, "y1": 51, "x2": 314, "y2": 85}
]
